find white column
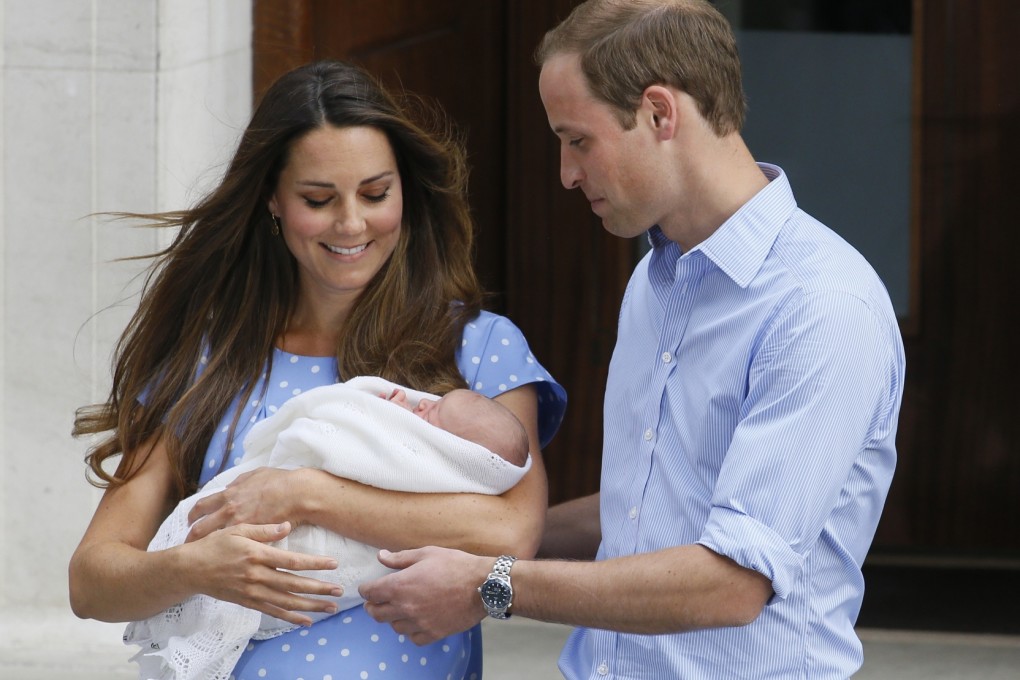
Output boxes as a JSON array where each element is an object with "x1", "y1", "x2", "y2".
[{"x1": 0, "y1": 0, "x2": 252, "y2": 674}]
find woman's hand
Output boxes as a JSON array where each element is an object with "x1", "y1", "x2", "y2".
[
  {"x1": 187, "y1": 467, "x2": 312, "y2": 541},
  {"x1": 70, "y1": 434, "x2": 341, "y2": 625},
  {"x1": 185, "y1": 520, "x2": 344, "y2": 627}
]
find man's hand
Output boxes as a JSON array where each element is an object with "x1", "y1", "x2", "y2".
[{"x1": 360, "y1": 546, "x2": 491, "y2": 645}]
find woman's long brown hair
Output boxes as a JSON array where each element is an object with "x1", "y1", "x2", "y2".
[{"x1": 74, "y1": 60, "x2": 483, "y2": 499}]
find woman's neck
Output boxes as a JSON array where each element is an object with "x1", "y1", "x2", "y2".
[
  {"x1": 278, "y1": 297, "x2": 350, "y2": 357},
  {"x1": 276, "y1": 328, "x2": 338, "y2": 357}
]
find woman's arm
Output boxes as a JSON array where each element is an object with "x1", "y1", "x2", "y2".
[
  {"x1": 69, "y1": 434, "x2": 343, "y2": 625},
  {"x1": 188, "y1": 384, "x2": 549, "y2": 559}
]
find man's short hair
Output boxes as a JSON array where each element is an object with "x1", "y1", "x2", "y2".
[{"x1": 535, "y1": 0, "x2": 747, "y2": 135}]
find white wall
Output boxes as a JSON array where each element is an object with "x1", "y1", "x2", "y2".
[{"x1": 0, "y1": 0, "x2": 252, "y2": 673}]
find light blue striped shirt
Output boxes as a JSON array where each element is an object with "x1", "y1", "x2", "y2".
[{"x1": 559, "y1": 164, "x2": 905, "y2": 679}]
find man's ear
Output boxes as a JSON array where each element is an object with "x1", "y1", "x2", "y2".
[{"x1": 642, "y1": 85, "x2": 678, "y2": 140}]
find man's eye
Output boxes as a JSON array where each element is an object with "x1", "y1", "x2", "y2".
[{"x1": 568, "y1": 138, "x2": 584, "y2": 147}]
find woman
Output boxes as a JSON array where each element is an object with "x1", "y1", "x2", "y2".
[{"x1": 69, "y1": 60, "x2": 565, "y2": 679}]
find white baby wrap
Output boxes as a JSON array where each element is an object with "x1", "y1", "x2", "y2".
[{"x1": 124, "y1": 376, "x2": 530, "y2": 680}]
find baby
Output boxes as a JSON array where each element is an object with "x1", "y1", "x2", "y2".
[
  {"x1": 125, "y1": 377, "x2": 531, "y2": 680},
  {"x1": 384, "y1": 386, "x2": 529, "y2": 467}
]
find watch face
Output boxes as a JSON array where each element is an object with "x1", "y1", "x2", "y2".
[{"x1": 480, "y1": 579, "x2": 512, "y2": 609}]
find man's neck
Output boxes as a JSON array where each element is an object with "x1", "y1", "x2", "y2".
[{"x1": 658, "y1": 133, "x2": 768, "y2": 252}]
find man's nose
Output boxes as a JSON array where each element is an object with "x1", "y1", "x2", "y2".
[{"x1": 560, "y1": 148, "x2": 584, "y2": 189}]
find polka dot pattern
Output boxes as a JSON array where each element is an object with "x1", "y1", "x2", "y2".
[
  {"x1": 456, "y1": 312, "x2": 567, "y2": 449},
  {"x1": 230, "y1": 605, "x2": 473, "y2": 680},
  {"x1": 198, "y1": 353, "x2": 338, "y2": 487},
  {"x1": 196, "y1": 311, "x2": 565, "y2": 676}
]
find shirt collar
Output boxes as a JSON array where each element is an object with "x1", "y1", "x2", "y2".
[{"x1": 647, "y1": 163, "x2": 797, "y2": 288}]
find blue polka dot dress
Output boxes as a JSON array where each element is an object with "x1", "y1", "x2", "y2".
[{"x1": 194, "y1": 311, "x2": 566, "y2": 680}]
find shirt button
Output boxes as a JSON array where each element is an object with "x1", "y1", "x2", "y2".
[
  {"x1": 643, "y1": 428, "x2": 653, "y2": 441},
  {"x1": 597, "y1": 662, "x2": 609, "y2": 675},
  {"x1": 629, "y1": 507, "x2": 638, "y2": 520},
  {"x1": 661, "y1": 351, "x2": 672, "y2": 363}
]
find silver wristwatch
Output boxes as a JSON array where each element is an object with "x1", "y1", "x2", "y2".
[{"x1": 478, "y1": 555, "x2": 517, "y2": 619}]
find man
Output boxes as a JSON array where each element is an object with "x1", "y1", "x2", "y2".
[{"x1": 361, "y1": 1, "x2": 905, "y2": 677}]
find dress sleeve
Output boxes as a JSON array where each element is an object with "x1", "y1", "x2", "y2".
[{"x1": 456, "y1": 311, "x2": 567, "y2": 450}]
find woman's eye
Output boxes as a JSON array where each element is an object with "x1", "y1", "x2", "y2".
[
  {"x1": 364, "y1": 189, "x2": 390, "y2": 204},
  {"x1": 304, "y1": 197, "x2": 330, "y2": 208}
]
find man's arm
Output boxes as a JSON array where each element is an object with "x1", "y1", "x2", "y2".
[
  {"x1": 516, "y1": 544, "x2": 770, "y2": 631},
  {"x1": 359, "y1": 543, "x2": 772, "y2": 645},
  {"x1": 537, "y1": 492, "x2": 601, "y2": 560}
]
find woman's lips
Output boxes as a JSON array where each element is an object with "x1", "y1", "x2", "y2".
[{"x1": 323, "y1": 243, "x2": 368, "y2": 256}]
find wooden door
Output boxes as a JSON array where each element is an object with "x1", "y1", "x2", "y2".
[
  {"x1": 873, "y1": 0, "x2": 1020, "y2": 557},
  {"x1": 501, "y1": 1, "x2": 632, "y2": 503},
  {"x1": 253, "y1": 0, "x2": 1020, "y2": 559}
]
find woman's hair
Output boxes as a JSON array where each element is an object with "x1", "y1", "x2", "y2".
[
  {"x1": 74, "y1": 60, "x2": 484, "y2": 497},
  {"x1": 535, "y1": 0, "x2": 746, "y2": 135}
]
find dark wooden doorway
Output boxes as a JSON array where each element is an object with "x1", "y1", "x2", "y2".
[{"x1": 253, "y1": 1, "x2": 1020, "y2": 572}]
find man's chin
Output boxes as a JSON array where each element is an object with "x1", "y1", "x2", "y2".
[{"x1": 602, "y1": 218, "x2": 645, "y2": 240}]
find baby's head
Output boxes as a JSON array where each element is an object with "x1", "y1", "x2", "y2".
[{"x1": 413, "y1": 390, "x2": 530, "y2": 467}]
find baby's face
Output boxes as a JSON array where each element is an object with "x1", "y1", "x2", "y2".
[{"x1": 412, "y1": 389, "x2": 479, "y2": 437}]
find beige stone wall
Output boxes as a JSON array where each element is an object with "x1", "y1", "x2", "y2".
[{"x1": 0, "y1": 1, "x2": 251, "y2": 673}]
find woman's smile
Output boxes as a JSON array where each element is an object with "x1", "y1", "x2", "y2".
[
  {"x1": 323, "y1": 242, "x2": 370, "y2": 256},
  {"x1": 268, "y1": 124, "x2": 404, "y2": 311}
]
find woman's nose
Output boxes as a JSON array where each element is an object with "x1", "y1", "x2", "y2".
[{"x1": 333, "y1": 202, "x2": 366, "y2": 234}]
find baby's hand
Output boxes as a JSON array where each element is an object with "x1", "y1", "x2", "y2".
[{"x1": 386, "y1": 388, "x2": 410, "y2": 408}]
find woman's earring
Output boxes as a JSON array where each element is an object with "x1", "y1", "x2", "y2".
[{"x1": 270, "y1": 213, "x2": 282, "y2": 236}]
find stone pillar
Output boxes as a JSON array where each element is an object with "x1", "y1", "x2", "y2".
[{"x1": 0, "y1": 1, "x2": 251, "y2": 674}]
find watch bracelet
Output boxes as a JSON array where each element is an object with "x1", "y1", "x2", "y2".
[{"x1": 491, "y1": 555, "x2": 517, "y2": 578}]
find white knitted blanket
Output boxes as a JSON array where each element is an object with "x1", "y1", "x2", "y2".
[{"x1": 124, "y1": 376, "x2": 530, "y2": 680}]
